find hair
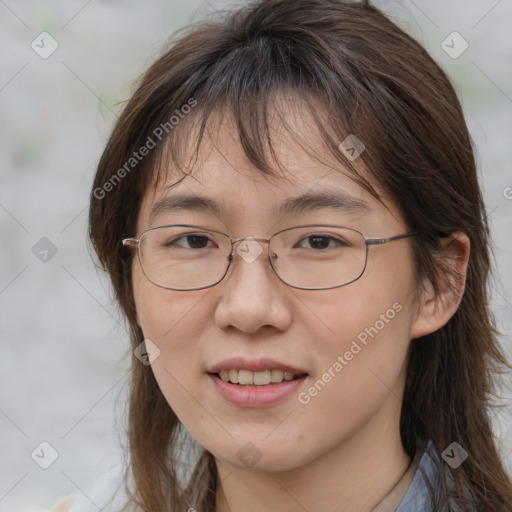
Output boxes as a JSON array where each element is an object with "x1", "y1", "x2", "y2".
[{"x1": 88, "y1": 0, "x2": 512, "y2": 510}]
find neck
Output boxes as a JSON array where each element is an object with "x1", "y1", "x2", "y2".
[{"x1": 214, "y1": 391, "x2": 411, "y2": 512}]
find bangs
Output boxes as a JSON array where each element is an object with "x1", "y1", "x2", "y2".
[{"x1": 136, "y1": 32, "x2": 383, "y2": 202}]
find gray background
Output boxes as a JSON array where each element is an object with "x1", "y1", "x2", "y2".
[{"x1": 0, "y1": 1, "x2": 511, "y2": 511}]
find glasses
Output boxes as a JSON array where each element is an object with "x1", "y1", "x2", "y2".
[{"x1": 122, "y1": 224, "x2": 419, "y2": 291}]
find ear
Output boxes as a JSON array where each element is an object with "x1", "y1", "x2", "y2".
[{"x1": 410, "y1": 232, "x2": 470, "y2": 339}]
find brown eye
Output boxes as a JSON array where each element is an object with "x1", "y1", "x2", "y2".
[
  {"x1": 168, "y1": 234, "x2": 215, "y2": 249},
  {"x1": 296, "y1": 234, "x2": 348, "y2": 250}
]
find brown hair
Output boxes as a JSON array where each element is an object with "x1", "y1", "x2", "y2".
[{"x1": 88, "y1": 0, "x2": 512, "y2": 510}]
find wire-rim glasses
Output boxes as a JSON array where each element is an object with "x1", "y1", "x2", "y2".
[{"x1": 122, "y1": 224, "x2": 420, "y2": 291}]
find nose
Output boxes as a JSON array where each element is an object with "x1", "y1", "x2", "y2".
[{"x1": 213, "y1": 239, "x2": 293, "y2": 334}]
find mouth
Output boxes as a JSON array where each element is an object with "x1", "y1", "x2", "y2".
[
  {"x1": 207, "y1": 369, "x2": 309, "y2": 408},
  {"x1": 211, "y1": 369, "x2": 309, "y2": 386},
  {"x1": 207, "y1": 358, "x2": 309, "y2": 407}
]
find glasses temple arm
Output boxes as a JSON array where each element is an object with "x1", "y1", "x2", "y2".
[
  {"x1": 122, "y1": 238, "x2": 139, "y2": 247},
  {"x1": 365, "y1": 231, "x2": 421, "y2": 246}
]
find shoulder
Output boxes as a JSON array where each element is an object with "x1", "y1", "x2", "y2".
[{"x1": 396, "y1": 441, "x2": 477, "y2": 512}]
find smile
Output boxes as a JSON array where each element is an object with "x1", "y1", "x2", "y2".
[
  {"x1": 208, "y1": 372, "x2": 309, "y2": 408},
  {"x1": 217, "y1": 369, "x2": 306, "y2": 386}
]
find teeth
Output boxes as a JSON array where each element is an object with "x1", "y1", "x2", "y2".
[
  {"x1": 271, "y1": 369, "x2": 284, "y2": 382},
  {"x1": 217, "y1": 369, "x2": 303, "y2": 386},
  {"x1": 254, "y1": 370, "x2": 271, "y2": 385},
  {"x1": 238, "y1": 370, "x2": 254, "y2": 385}
]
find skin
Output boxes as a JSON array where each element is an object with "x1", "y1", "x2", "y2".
[{"x1": 131, "y1": 102, "x2": 470, "y2": 512}]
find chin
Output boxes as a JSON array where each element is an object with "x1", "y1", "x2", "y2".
[{"x1": 207, "y1": 437, "x2": 315, "y2": 473}]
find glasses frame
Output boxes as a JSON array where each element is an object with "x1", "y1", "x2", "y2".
[{"x1": 122, "y1": 224, "x2": 420, "y2": 291}]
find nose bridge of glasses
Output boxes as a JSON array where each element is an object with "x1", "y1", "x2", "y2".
[
  {"x1": 230, "y1": 236, "x2": 272, "y2": 253},
  {"x1": 228, "y1": 236, "x2": 278, "y2": 266},
  {"x1": 231, "y1": 236, "x2": 271, "y2": 244}
]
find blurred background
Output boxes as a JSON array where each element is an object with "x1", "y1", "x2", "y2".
[{"x1": 1, "y1": 0, "x2": 511, "y2": 510}]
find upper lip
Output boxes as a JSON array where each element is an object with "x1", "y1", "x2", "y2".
[{"x1": 207, "y1": 357, "x2": 308, "y2": 375}]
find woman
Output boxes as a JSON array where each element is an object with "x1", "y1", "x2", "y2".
[{"x1": 53, "y1": 0, "x2": 512, "y2": 510}]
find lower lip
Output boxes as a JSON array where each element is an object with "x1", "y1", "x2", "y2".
[{"x1": 208, "y1": 373, "x2": 308, "y2": 408}]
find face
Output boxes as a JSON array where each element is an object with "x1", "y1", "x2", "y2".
[{"x1": 131, "y1": 105, "x2": 422, "y2": 474}]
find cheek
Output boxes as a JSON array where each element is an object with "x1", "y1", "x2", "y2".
[
  {"x1": 303, "y1": 299, "x2": 411, "y2": 414},
  {"x1": 132, "y1": 257, "x2": 208, "y2": 339},
  {"x1": 133, "y1": 284, "x2": 210, "y2": 375},
  {"x1": 296, "y1": 250, "x2": 416, "y2": 426},
  {"x1": 307, "y1": 244, "x2": 416, "y2": 360},
  {"x1": 132, "y1": 259, "x2": 213, "y2": 425}
]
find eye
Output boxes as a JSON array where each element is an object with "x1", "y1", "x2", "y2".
[
  {"x1": 168, "y1": 233, "x2": 216, "y2": 249},
  {"x1": 296, "y1": 234, "x2": 349, "y2": 250}
]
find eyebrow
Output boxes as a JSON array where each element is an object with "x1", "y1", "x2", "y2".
[
  {"x1": 148, "y1": 191, "x2": 371, "y2": 223},
  {"x1": 277, "y1": 191, "x2": 371, "y2": 216},
  {"x1": 149, "y1": 194, "x2": 223, "y2": 223}
]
